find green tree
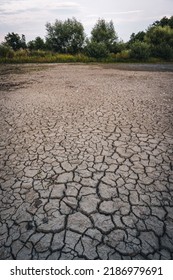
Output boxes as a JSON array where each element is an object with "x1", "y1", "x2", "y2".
[
  {"x1": 169, "y1": 16, "x2": 173, "y2": 28},
  {"x1": 146, "y1": 25, "x2": 173, "y2": 46},
  {"x1": 152, "y1": 16, "x2": 173, "y2": 28},
  {"x1": 145, "y1": 25, "x2": 173, "y2": 59},
  {"x1": 153, "y1": 16, "x2": 170, "y2": 27},
  {"x1": 45, "y1": 18, "x2": 85, "y2": 54},
  {"x1": 111, "y1": 40, "x2": 126, "y2": 54},
  {"x1": 84, "y1": 40, "x2": 108, "y2": 58},
  {"x1": 91, "y1": 19, "x2": 118, "y2": 52},
  {"x1": 28, "y1": 37, "x2": 45, "y2": 50},
  {"x1": 0, "y1": 43, "x2": 14, "y2": 58},
  {"x1": 4, "y1": 32, "x2": 26, "y2": 50},
  {"x1": 130, "y1": 41, "x2": 151, "y2": 60},
  {"x1": 128, "y1": 31, "x2": 146, "y2": 46},
  {"x1": 151, "y1": 43, "x2": 173, "y2": 60}
]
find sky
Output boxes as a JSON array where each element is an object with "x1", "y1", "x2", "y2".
[{"x1": 0, "y1": 0, "x2": 173, "y2": 43}]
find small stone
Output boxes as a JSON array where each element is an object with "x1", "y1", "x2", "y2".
[
  {"x1": 26, "y1": 221, "x2": 34, "y2": 230},
  {"x1": 34, "y1": 199, "x2": 42, "y2": 208}
]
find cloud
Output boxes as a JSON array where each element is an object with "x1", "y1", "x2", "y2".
[
  {"x1": 0, "y1": 1, "x2": 80, "y2": 15},
  {"x1": 0, "y1": 0, "x2": 35, "y2": 13},
  {"x1": 0, "y1": 1, "x2": 82, "y2": 42},
  {"x1": 0, "y1": 0, "x2": 173, "y2": 43}
]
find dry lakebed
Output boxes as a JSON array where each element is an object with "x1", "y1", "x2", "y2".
[{"x1": 0, "y1": 63, "x2": 173, "y2": 260}]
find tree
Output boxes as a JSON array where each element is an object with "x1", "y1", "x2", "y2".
[
  {"x1": 147, "y1": 25, "x2": 173, "y2": 46},
  {"x1": 145, "y1": 25, "x2": 173, "y2": 59},
  {"x1": 151, "y1": 43, "x2": 173, "y2": 60},
  {"x1": 152, "y1": 16, "x2": 169, "y2": 27},
  {"x1": 169, "y1": 16, "x2": 173, "y2": 29},
  {"x1": 28, "y1": 37, "x2": 45, "y2": 50},
  {"x1": 84, "y1": 40, "x2": 108, "y2": 58},
  {"x1": 111, "y1": 40, "x2": 126, "y2": 54},
  {"x1": 146, "y1": 26, "x2": 173, "y2": 47},
  {"x1": 0, "y1": 43, "x2": 14, "y2": 58},
  {"x1": 152, "y1": 16, "x2": 173, "y2": 29},
  {"x1": 4, "y1": 32, "x2": 26, "y2": 50},
  {"x1": 45, "y1": 18, "x2": 85, "y2": 54},
  {"x1": 90, "y1": 19, "x2": 117, "y2": 52},
  {"x1": 128, "y1": 31, "x2": 146, "y2": 46},
  {"x1": 130, "y1": 41, "x2": 151, "y2": 60}
]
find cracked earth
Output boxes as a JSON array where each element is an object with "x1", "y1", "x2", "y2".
[{"x1": 0, "y1": 63, "x2": 173, "y2": 260}]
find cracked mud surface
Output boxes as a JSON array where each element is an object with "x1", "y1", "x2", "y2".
[{"x1": 0, "y1": 63, "x2": 173, "y2": 260}]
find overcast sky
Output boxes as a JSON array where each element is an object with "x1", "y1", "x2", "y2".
[{"x1": 0, "y1": 0, "x2": 173, "y2": 43}]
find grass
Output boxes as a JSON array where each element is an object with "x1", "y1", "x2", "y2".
[
  {"x1": 0, "y1": 50, "x2": 172, "y2": 64},
  {"x1": 0, "y1": 52, "x2": 96, "y2": 64}
]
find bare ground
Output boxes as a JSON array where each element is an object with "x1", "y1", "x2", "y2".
[{"x1": 0, "y1": 63, "x2": 173, "y2": 260}]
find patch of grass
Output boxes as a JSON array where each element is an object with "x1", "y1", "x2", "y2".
[
  {"x1": 0, "y1": 53, "x2": 96, "y2": 64},
  {"x1": 0, "y1": 49, "x2": 172, "y2": 64}
]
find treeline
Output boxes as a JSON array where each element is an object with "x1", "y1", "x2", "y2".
[{"x1": 0, "y1": 16, "x2": 173, "y2": 63}]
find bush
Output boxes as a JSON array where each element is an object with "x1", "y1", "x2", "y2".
[
  {"x1": 14, "y1": 49, "x2": 29, "y2": 57},
  {"x1": 151, "y1": 43, "x2": 173, "y2": 60},
  {"x1": 0, "y1": 44, "x2": 14, "y2": 58},
  {"x1": 115, "y1": 50, "x2": 130, "y2": 61},
  {"x1": 110, "y1": 41, "x2": 126, "y2": 54},
  {"x1": 130, "y1": 41, "x2": 151, "y2": 60},
  {"x1": 84, "y1": 41, "x2": 108, "y2": 59},
  {"x1": 29, "y1": 50, "x2": 52, "y2": 57}
]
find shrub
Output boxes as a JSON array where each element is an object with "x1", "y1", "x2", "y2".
[
  {"x1": 84, "y1": 41, "x2": 108, "y2": 59},
  {"x1": 116, "y1": 50, "x2": 130, "y2": 61},
  {"x1": 151, "y1": 43, "x2": 173, "y2": 60},
  {"x1": 0, "y1": 44, "x2": 14, "y2": 58},
  {"x1": 130, "y1": 41, "x2": 151, "y2": 60},
  {"x1": 29, "y1": 50, "x2": 52, "y2": 57},
  {"x1": 14, "y1": 49, "x2": 29, "y2": 57}
]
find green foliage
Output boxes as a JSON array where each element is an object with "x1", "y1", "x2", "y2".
[
  {"x1": 128, "y1": 31, "x2": 146, "y2": 46},
  {"x1": 111, "y1": 41, "x2": 126, "y2": 54},
  {"x1": 5, "y1": 32, "x2": 26, "y2": 50},
  {"x1": 151, "y1": 43, "x2": 173, "y2": 60},
  {"x1": 0, "y1": 44, "x2": 14, "y2": 58},
  {"x1": 84, "y1": 41, "x2": 109, "y2": 59},
  {"x1": 145, "y1": 25, "x2": 173, "y2": 60},
  {"x1": 1, "y1": 15, "x2": 173, "y2": 63},
  {"x1": 115, "y1": 50, "x2": 130, "y2": 61},
  {"x1": 146, "y1": 25, "x2": 173, "y2": 46},
  {"x1": 46, "y1": 18, "x2": 85, "y2": 54},
  {"x1": 28, "y1": 37, "x2": 45, "y2": 50},
  {"x1": 0, "y1": 50, "x2": 94, "y2": 63},
  {"x1": 130, "y1": 41, "x2": 151, "y2": 60},
  {"x1": 14, "y1": 49, "x2": 29, "y2": 57},
  {"x1": 152, "y1": 16, "x2": 173, "y2": 28},
  {"x1": 91, "y1": 19, "x2": 117, "y2": 52}
]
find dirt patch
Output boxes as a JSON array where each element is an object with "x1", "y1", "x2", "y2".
[
  {"x1": 101, "y1": 63, "x2": 173, "y2": 72},
  {"x1": 0, "y1": 64, "x2": 51, "y2": 75},
  {"x1": 0, "y1": 64, "x2": 51, "y2": 91}
]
